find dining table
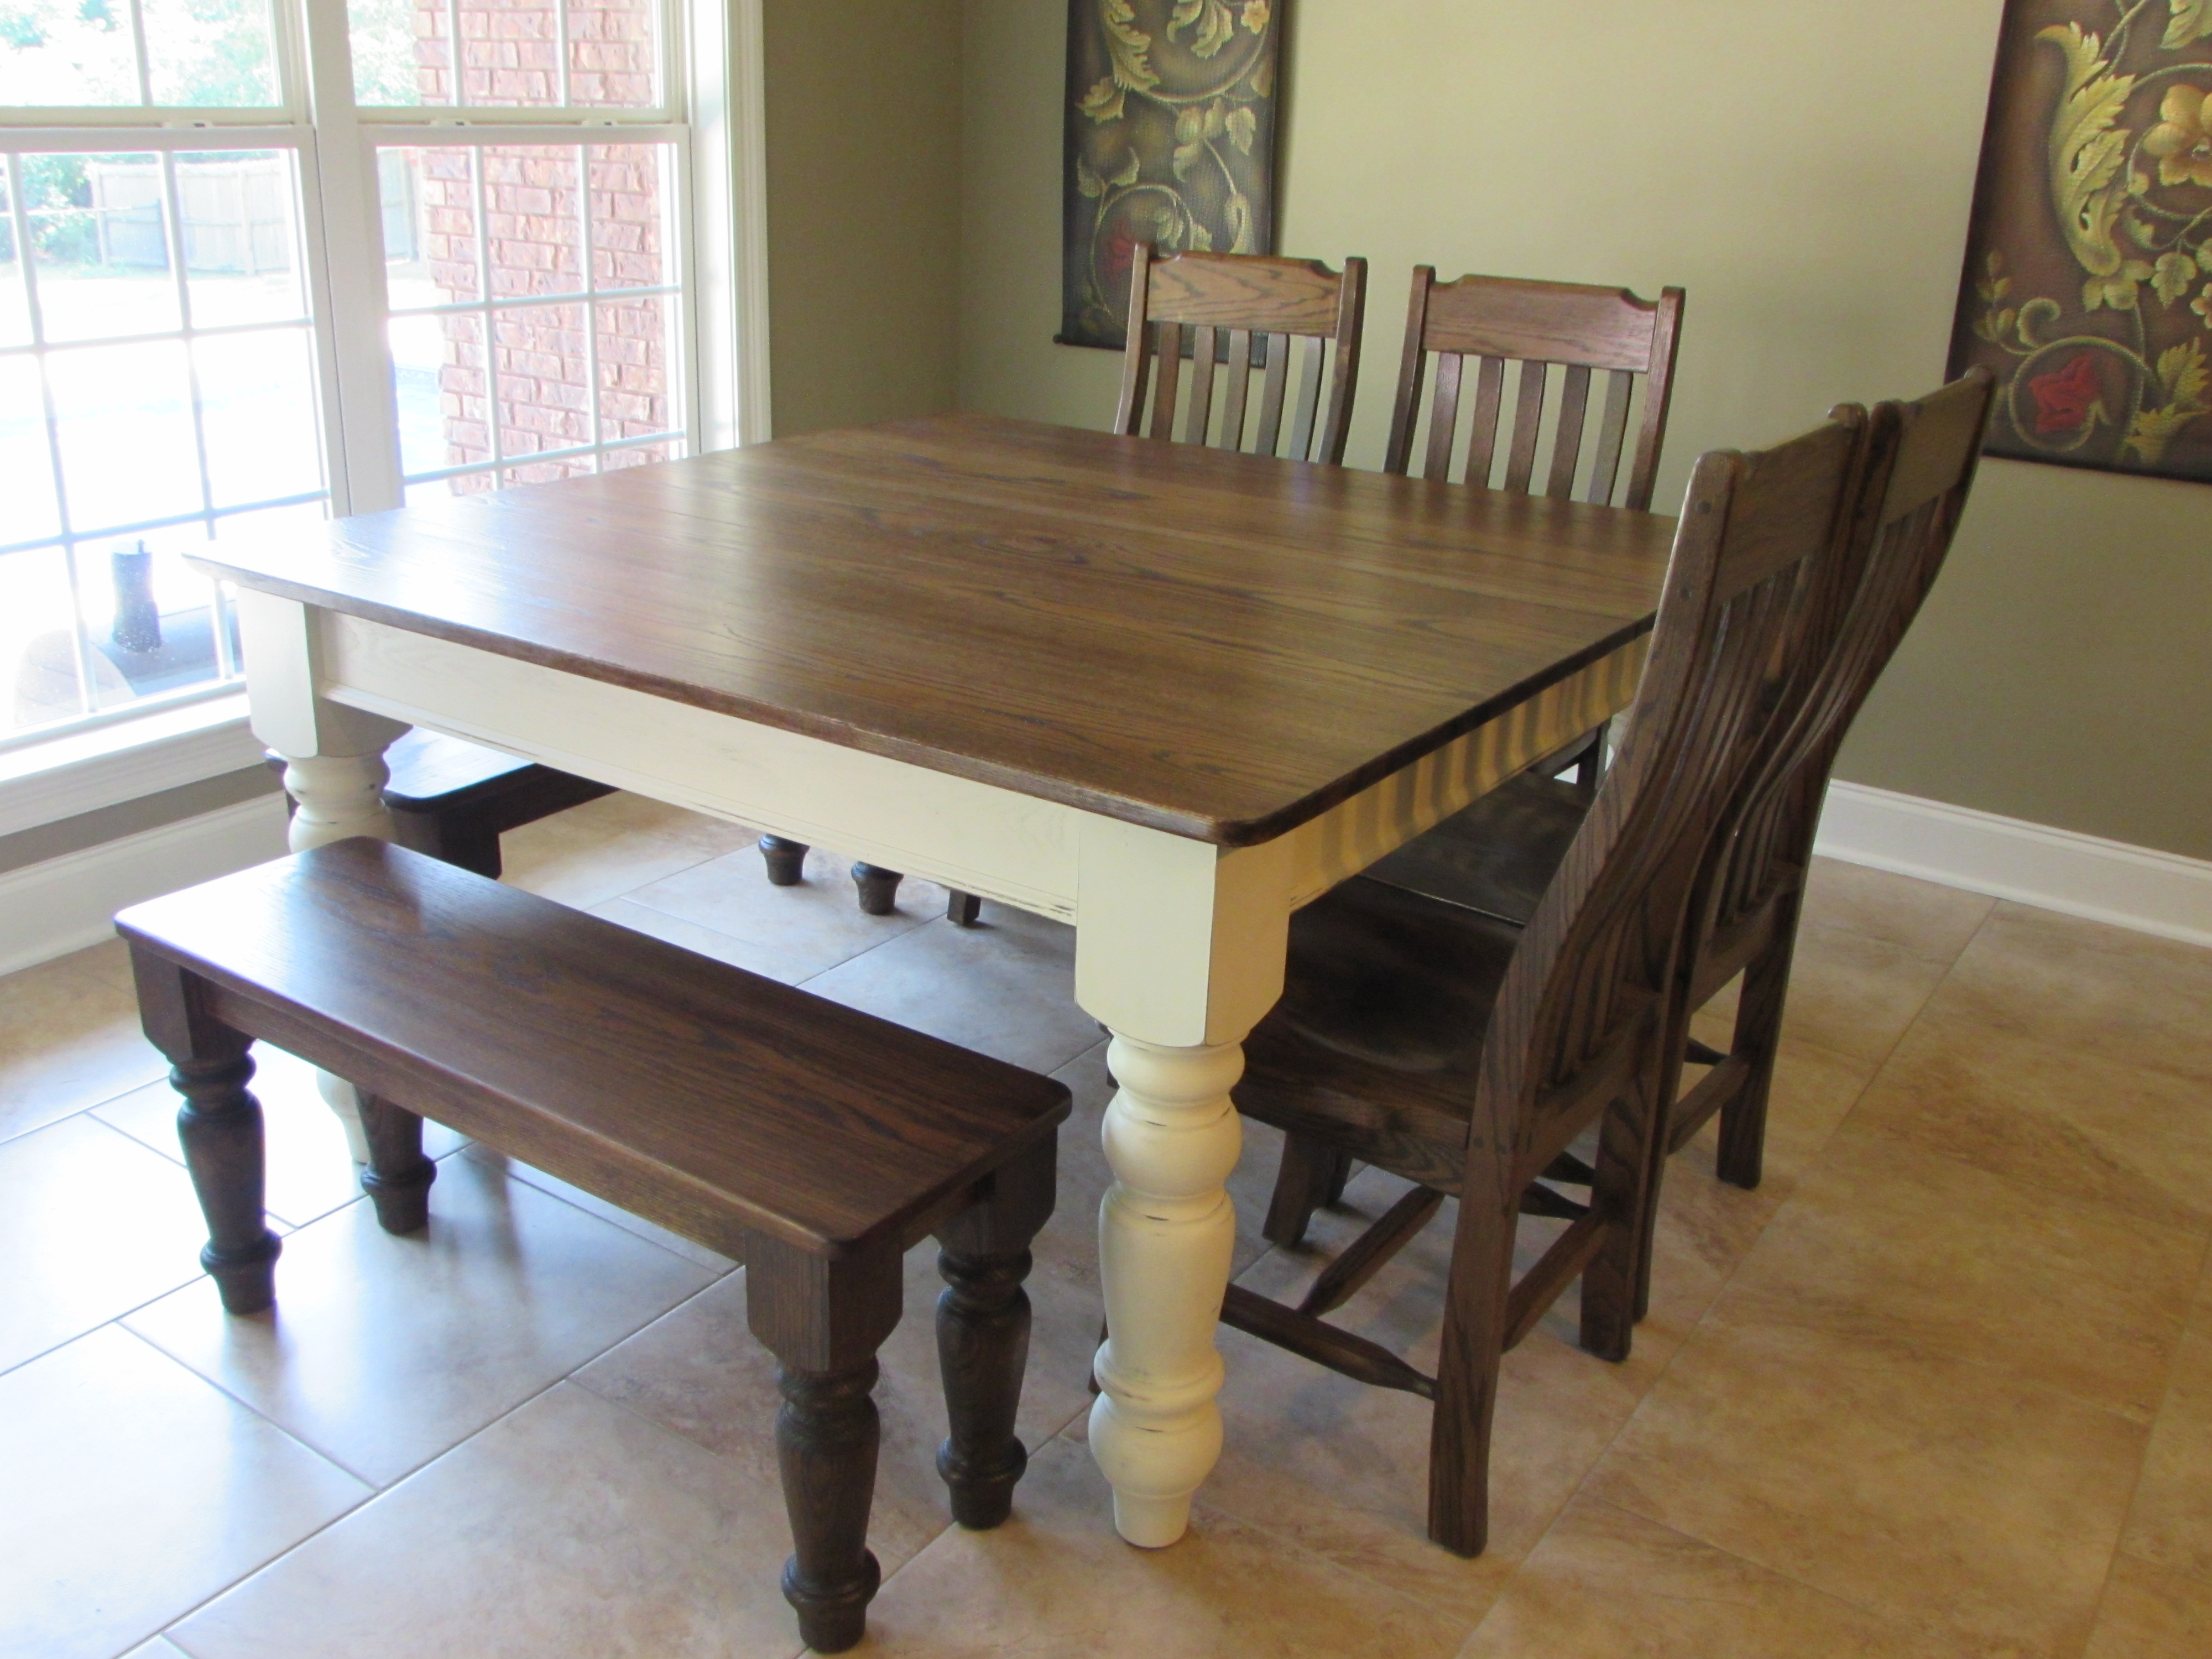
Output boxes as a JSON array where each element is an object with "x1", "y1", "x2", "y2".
[{"x1": 194, "y1": 410, "x2": 1676, "y2": 1548}]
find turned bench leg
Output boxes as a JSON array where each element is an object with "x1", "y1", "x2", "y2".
[
  {"x1": 933, "y1": 1136, "x2": 1055, "y2": 1527},
  {"x1": 128, "y1": 950, "x2": 281, "y2": 1314},
  {"x1": 744, "y1": 1234, "x2": 904, "y2": 1654},
  {"x1": 759, "y1": 835, "x2": 808, "y2": 885},
  {"x1": 359, "y1": 1094, "x2": 437, "y2": 1234},
  {"x1": 851, "y1": 862, "x2": 902, "y2": 915}
]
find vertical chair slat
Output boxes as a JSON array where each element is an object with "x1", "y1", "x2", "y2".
[
  {"x1": 1218, "y1": 328, "x2": 1254, "y2": 451},
  {"x1": 1423, "y1": 352, "x2": 1463, "y2": 481},
  {"x1": 1465, "y1": 356, "x2": 1507, "y2": 489},
  {"x1": 1184, "y1": 326, "x2": 1219, "y2": 446},
  {"x1": 1254, "y1": 332, "x2": 1290, "y2": 456},
  {"x1": 1290, "y1": 336, "x2": 1326, "y2": 462},
  {"x1": 1546, "y1": 365, "x2": 1592, "y2": 499},
  {"x1": 1503, "y1": 361, "x2": 1548, "y2": 494},
  {"x1": 1585, "y1": 369, "x2": 1635, "y2": 505},
  {"x1": 1148, "y1": 323, "x2": 1183, "y2": 442}
]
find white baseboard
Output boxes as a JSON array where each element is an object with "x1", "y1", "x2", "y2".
[
  {"x1": 1815, "y1": 781, "x2": 2212, "y2": 950},
  {"x1": 0, "y1": 795, "x2": 290, "y2": 977}
]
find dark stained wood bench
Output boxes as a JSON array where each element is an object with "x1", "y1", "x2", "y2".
[
  {"x1": 267, "y1": 730, "x2": 616, "y2": 879},
  {"x1": 115, "y1": 838, "x2": 1071, "y2": 1653}
]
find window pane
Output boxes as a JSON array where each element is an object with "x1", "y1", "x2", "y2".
[
  {"x1": 180, "y1": 152, "x2": 307, "y2": 325},
  {"x1": 484, "y1": 144, "x2": 580, "y2": 298},
  {"x1": 49, "y1": 338, "x2": 201, "y2": 532},
  {"x1": 568, "y1": 0, "x2": 656, "y2": 108},
  {"x1": 598, "y1": 439, "x2": 670, "y2": 471},
  {"x1": 28, "y1": 153, "x2": 183, "y2": 343},
  {"x1": 2, "y1": 547, "x2": 86, "y2": 734},
  {"x1": 196, "y1": 327, "x2": 323, "y2": 507},
  {"x1": 457, "y1": 0, "x2": 559, "y2": 107},
  {"x1": 406, "y1": 472, "x2": 494, "y2": 506},
  {"x1": 0, "y1": 6, "x2": 140, "y2": 107},
  {"x1": 594, "y1": 291, "x2": 671, "y2": 441},
  {"x1": 348, "y1": 0, "x2": 432, "y2": 106},
  {"x1": 493, "y1": 300, "x2": 587, "y2": 458},
  {"x1": 143, "y1": 0, "x2": 278, "y2": 107},
  {"x1": 389, "y1": 310, "x2": 450, "y2": 476},
  {"x1": 0, "y1": 357, "x2": 59, "y2": 546},
  {"x1": 587, "y1": 142, "x2": 671, "y2": 289},
  {"x1": 72, "y1": 534, "x2": 226, "y2": 710},
  {"x1": 0, "y1": 165, "x2": 30, "y2": 347},
  {"x1": 382, "y1": 146, "x2": 480, "y2": 307}
]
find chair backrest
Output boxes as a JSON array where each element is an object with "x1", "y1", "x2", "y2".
[
  {"x1": 1113, "y1": 247, "x2": 1368, "y2": 465},
  {"x1": 1384, "y1": 268, "x2": 1686, "y2": 511},
  {"x1": 1467, "y1": 408, "x2": 1869, "y2": 1185},
  {"x1": 1699, "y1": 369, "x2": 1996, "y2": 949}
]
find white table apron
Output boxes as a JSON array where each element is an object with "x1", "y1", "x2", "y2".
[{"x1": 236, "y1": 587, "x2": 1648, "y2": 1547}]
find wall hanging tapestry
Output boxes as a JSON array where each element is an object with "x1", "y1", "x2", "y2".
[
  {"x1": 1059, "y1": 1, "x2": 1284, "y2": 350},
  {"x1": 1950, "y1": 2, "x2": 2212, "y2": 481}
]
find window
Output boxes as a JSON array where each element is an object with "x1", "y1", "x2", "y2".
[{"x1": 0, "y1": 0, "x2": 751, "y2": 754}]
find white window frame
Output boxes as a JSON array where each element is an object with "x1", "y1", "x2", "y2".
[{"x1": 0, "y1": 0, "x2": 769, "y2": 834}]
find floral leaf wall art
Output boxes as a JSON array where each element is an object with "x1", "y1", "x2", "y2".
[
  {"x1": 1950, "y1": 1, "x2": 2212, "y2": 480},
  {"x1": 1059, "y1": 0, "x2": 1284, "y2": 349}
]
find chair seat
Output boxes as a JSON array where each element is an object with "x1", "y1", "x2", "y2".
[
  {"x1": 1362, "y1": 771, "x2": 1588, "y2": 927},
  {"x1": 1238, "y1": 877, "x2": 1522, "y2": 1195}
]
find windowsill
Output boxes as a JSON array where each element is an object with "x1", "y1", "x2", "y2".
[{"x1": 0, "y1": 694, "x2": 265, "y2": 838}]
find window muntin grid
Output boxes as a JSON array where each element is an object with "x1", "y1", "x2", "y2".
[
  {"x1": 0, "y1": 139, "x2": 323, "y2": 743},
  {"x1": 1, "y1": 0, "x2": 700, "y2": 755},
  {"x1": 381, "y1": 134, "x2": 688, "y2": 498}
]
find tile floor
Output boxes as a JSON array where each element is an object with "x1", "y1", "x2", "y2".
[{"x1": 2, "y1": 790, "x2": 2208, "y2": 1658}]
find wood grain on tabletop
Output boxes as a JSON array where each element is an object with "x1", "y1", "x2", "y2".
[{"x1": 195, "y1": 414, "x2": 1674, "y2": 846}]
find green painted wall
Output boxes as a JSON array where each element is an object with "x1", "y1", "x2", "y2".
[
  {"x1": 957, "y1": 0, "x2": 2212, "y2": 860},
  {"x1": 763, "y1": 0, "x2": 964, "y2": 436}
]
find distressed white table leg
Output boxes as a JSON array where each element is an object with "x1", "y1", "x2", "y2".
[
  {"x1": 1074, "y1": 819, "x2": 1292, "y2": 1547},
  {"x1": 1089, "y1": 1034, "x2": 1245, "y2": 1546},
  {"x1": 236, "y1": 588, "x2": 408, "y2": 1164}
]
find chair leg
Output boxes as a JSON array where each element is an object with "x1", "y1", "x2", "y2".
[
  {"x1": 947, "y1": 889, "x2": 982, "y2": 927},
  {"x1": 1427, "y1": 1176, "x2": 1516, "y2": 1557},
  {"x1": 1262, "y1": 1129, "x2": 1336, "y2": 1248},
  {"x1": 1571, "y1": 719, "x2": 1610, "y2": 799},
  {"x1": 1715, "y1": 894, "x2": 1802, "y2": 1192},
  {"x1": 131, "y1": 951, "x2": 281, "y2": 1315},
  {"x1": 744, "y1": 1234, "x2": 904, "y2": 1655},
  {"x1": 852, "y1": 862, "x2": 902, "y2": 915},
  {"x1": 932, "y1": 1138, "x2": 1056, "y2": 1527},
  {"x1": 358, "y1": 1093, "x2": 437, "y2": 1234},
  {"x1": 759, "y1": 835, "x2": 808, "y2": 885},
  {"x1": 1579, "y1": 1061, "x2": 1665, "y2": 1364}
]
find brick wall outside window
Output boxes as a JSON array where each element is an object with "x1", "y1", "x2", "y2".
[{"x1": 411, "y1": 0, "x2": 674, "y2": 489}]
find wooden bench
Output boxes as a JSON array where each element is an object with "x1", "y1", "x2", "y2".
[
  {"x1": 116, "y1": 837, "x2": 1071, "y2": 1653},
  {"x1": 267, "y1": 730, "x2": 616, "y2": 879}
]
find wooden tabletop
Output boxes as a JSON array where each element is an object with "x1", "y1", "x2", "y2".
[{"x1": 196, "y1": 414, "x2": 1677, "y2": 846}]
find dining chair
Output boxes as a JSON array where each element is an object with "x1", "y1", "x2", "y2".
[
  {"x1": 1385, "y1": 265, "x2": 1687, "y2": 799},
  {"x1": 1114, "y1": 245, "x2": 1369, "y2": 463},
  {"x1": 1223, "y1": 406, "x2": 1870, "y2": 1556},
  {"x1": 1342, "y1": 372, "x2": 1996, "y2": 1316}
]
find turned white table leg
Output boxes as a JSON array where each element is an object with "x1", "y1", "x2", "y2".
[{"x1": 1088, "y1": 1034, "x2": 1246, "y2": 1546}]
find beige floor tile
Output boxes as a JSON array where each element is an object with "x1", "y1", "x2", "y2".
[
  {"x1": 1458, "y1": 1495, "x2": 1975, "y2": 1658},
  {"x1": 604, "y1": 839, "x2": 942, "y2": 984},
  {"x1": 0, "y1": 945, "x2": 166, "y2": 1144},
  {"x1": 577, "y1": 1229, "x2": 1097, "y2": 1582},
  {"x1": 124, "y1": 1152, "x2": 715, "y2": 1484},
  {"x1": 119, "y1": 1640, "x2": 194, "y2": 1658},
  {"x1": 1849, "y1": 1008, "x2": 2212, "y2": 1236},
  {"x1": 95, "y1": 1045, "x2": 468, "y2": 1231},
  {"x1": 860, "y1": 1433, "x2": 1474, "y2": 1658},
  {"x1": 1797, "y1": 857, "x2": 1995, "y2": 964},
  {"x1": 1712, "y1": 1123, "x2": 2199, "y2": 1421},
  {"x1": 2084, "y1": 1553, "x2": 2212, "y2": 1659},
  {"x1": 0, "y1": 1326, "x2": 368, "y2": 1659},
  {"x1": 498, "y1": 791, "x2": 758, "y2": 910},
  {"x1": 170, "y1": 1381, "x2": 807, "y2": 1659},
  {"x1": 1672, "y1": 1030, "x2": 1877, "y2": 1192},
  {"x1": 2121, "y1": 1318, "x2": 2212, "y2": 1584},
  {"x1": 1723, "y1": 921, "x2": 1958, "y2": 1067},
  {"x1": 0, "y1": 1113, "x2": 219, "y2": 1375},
  {"x1": 464, "y1": 1144, "x2": 738, "y2": 1272},
  {"x1": 1926, "y1": 902, "x2": 2212, "y2": 1087},
  {"x1": 1586, "y1": 1320, "x2": 2146, "y2": 1659},
  {"x1": 801, "y1": 903, "x2": 1110, "y2": 1074}
]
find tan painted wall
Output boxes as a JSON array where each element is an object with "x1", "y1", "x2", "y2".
[
  {"x1": 764, "y1": 0, "x2": 964, "y2": 436},
  {"x1": 958, "y1": 1, "x2": 2212, "y2": 860}
]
